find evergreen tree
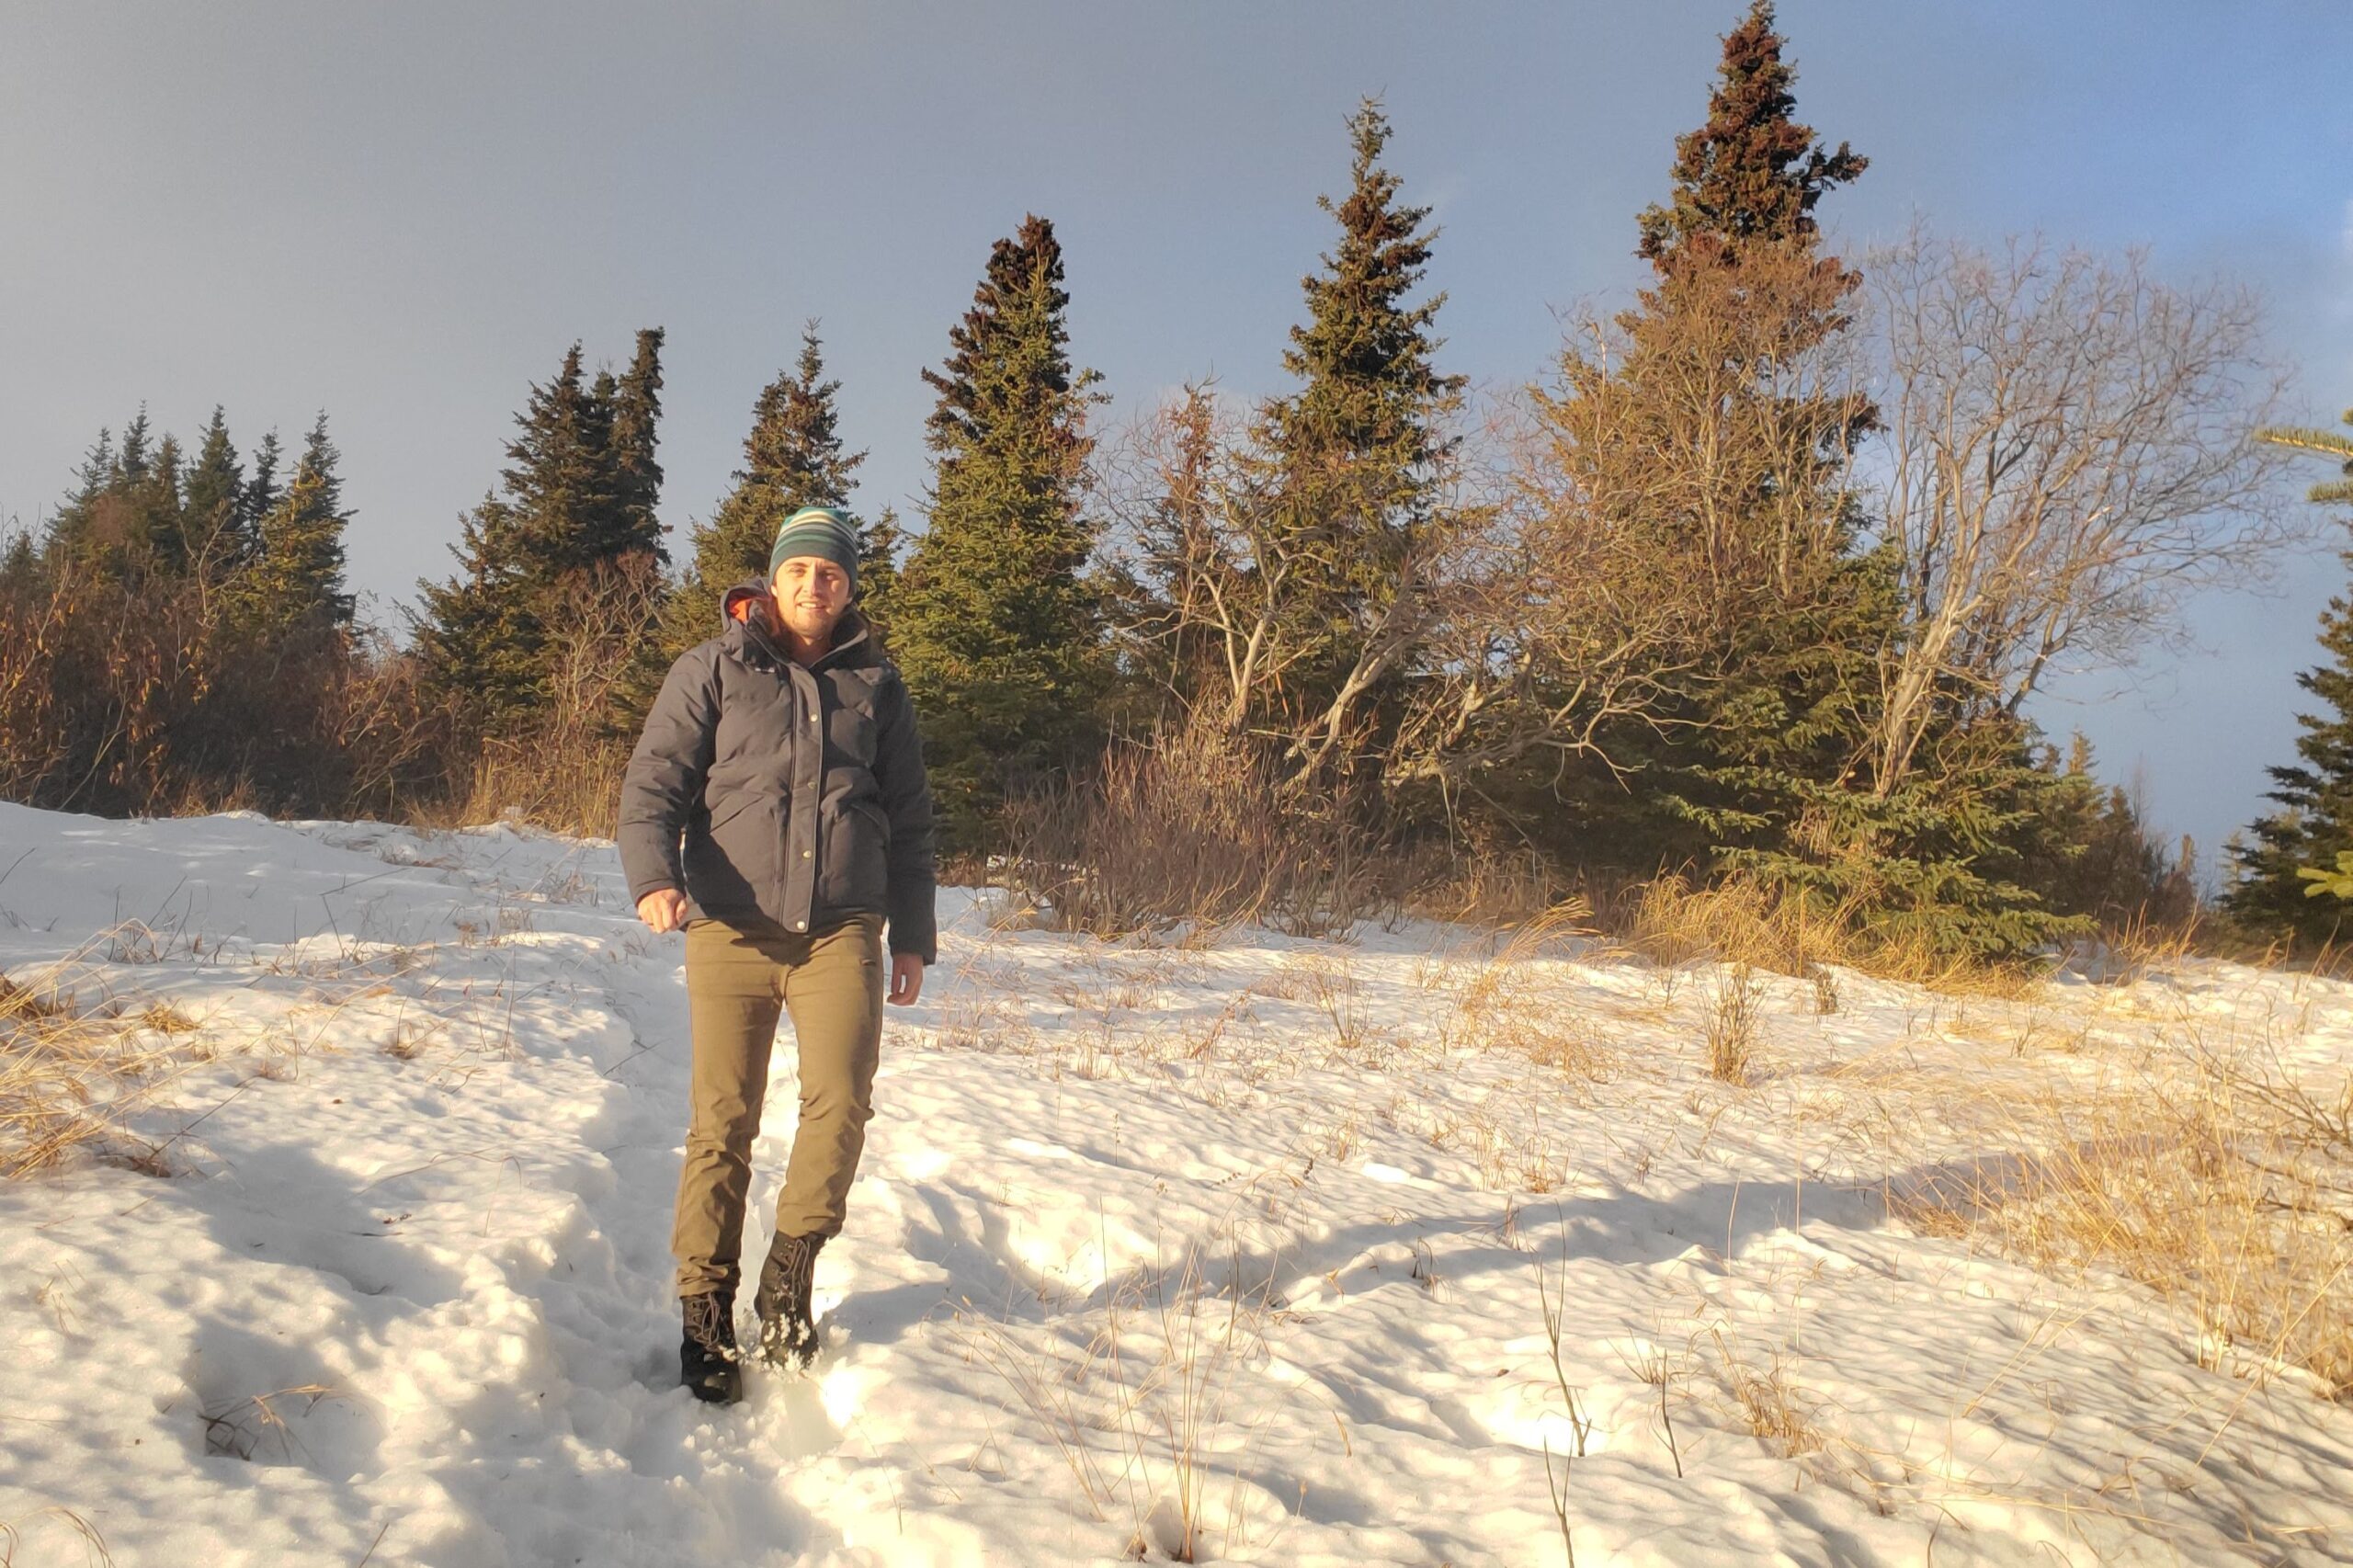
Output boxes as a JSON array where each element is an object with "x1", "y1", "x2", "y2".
[
  {"x1": 45, "y1": 408, "x2": 190, "y2": 580},
  {"x1": 182, "y1": 407, "x2": 252, "y2": 574},
  {"x1": 414, "y1": 332, "x2": 666, "y2": 722},
  {"x1": 1506, "y1": 0, "x2": 2095, "y2": 958},
  {"x1": 505, "y1": 344, "x2": 618, "y2": 576},
  {"x1": 43, "y1": 427, "x2": 116, "y2": 569},
  {"x1": 237, "y1": 414, "x2": 354, "y2": 634},
  {"x1": 133, "y1": 432, "x2": 189, "y2": 575},
  {"x1": 606, "y1": 327, "x2": 667, "y2": 563},
  {"x1": 858, "y1": 505, "x2": 907, "y2": 631},
  {"x1": 2228, "y1": 532, "x2": 2353, "y2": 944},
  {"x1": 242, "y1": 429, "x2": 283, "y2": 544},
  {"x1": 1636, "y1": 0, "x2": 1865, "y2": 270},
  {"x1": 1253, "y1": 97, "x2": 1465, "y2": 769},
  {"x1": 668, "y1": 325, "x2": 867, "y2": 648},
  {"x1": 893, "y1": 214, "x2": 1107, "y2": 847},
  {"x1": 1540, "y1": 0, "x2": 1874, "y2": 857},
  {"x1": 411, "y1": 494, "x2": 542, "y2": 717},
  {"x1": 0, "y1": 526, "x2": 35, "y2": 593},
  {"x1": 2256, "y1": 408, "x2": 2353, "y2": 506}
]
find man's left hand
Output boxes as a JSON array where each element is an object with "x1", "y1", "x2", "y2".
[{"x1": 888, "y1": 953, "x2": 925, "y2": 1006}]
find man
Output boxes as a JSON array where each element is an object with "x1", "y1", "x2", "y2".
[{"x1": 619, "y1": 505, "x2": 937, "y2": 1404}]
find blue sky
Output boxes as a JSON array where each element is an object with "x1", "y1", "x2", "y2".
[{"x1": 4, "y1": 2, "x2": 2348, "y2": 866}]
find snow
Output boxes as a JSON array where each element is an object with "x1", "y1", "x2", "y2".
[{"x1": 1, "y1": 801, "x2": 2350, "y2": 1565}]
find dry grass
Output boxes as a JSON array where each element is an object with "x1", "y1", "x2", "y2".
[
  {"x1": 0, "y1": 955, "x2": 191, "y2": 1178},
  {"x1": 1442, "y1": 901, "x2": 1622, "y2": 1084},
  {"x1": 1004, "y1": 720, "x2": 1393, "y2": 941},
  {"x1": 430, "y1": 736, "x2": 628, "y2": 839},
  {"x1": 1622, "y1": 872, "x2": 2043, "y2": 996},
  {"x1": 1895, "y1": 1036, "x2": 2353, "y2": 1400},
  {"x1": 960, "y1": 1237, "x2": 1283, "y2": 1564},
  {"x1": 199, "y1": 1382, "x2": 348, "y2": 1463},
  {"x1": 1704, "y1": 965, "x2": 1761, "y2": 1085},
  {"x1": 0, "y1": 1506, "x2": 112, "y2": 1568},
  {"x1": 1712, "y1": 1331, "x2": 1825, "y2": 1460}
]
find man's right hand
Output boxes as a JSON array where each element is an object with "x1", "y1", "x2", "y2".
[{"x1": 637, "y1": 888, "x2": 689, "y2": 934}]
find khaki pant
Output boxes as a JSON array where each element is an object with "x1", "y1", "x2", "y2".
[{"x1": 673, "y1": 913, "x2": 884, "y2": 1298}]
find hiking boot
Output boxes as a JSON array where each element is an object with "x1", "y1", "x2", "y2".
[
  {"x1": 753, "y1": 1231, "x2": 825, "y2": 1369},
  {"x1": 680, "y1": 1290, "x2": 743, "y2": 1404}
]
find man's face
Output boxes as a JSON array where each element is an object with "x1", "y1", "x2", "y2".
[{"x1": 771, "y1": 555, "x2": 853, "y2": 642}]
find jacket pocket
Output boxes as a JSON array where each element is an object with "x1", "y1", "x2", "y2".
[
  {"x1": 820, "y1": 799, "x2": 891, "y2": 910},
  {"x1": 688, "y1": 792, "x2": 777, "y2": 912},
  {"x1": 706, "y1": 792, "x2": 761, "y2": 834}
]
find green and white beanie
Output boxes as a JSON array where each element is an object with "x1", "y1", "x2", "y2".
[{"x1": 767, "y1": 506, "x2": 859, "y2": 590}]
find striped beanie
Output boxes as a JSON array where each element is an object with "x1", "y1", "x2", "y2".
[{"x1": 767, "y1": 506, "x2": 860, "y2": 590}]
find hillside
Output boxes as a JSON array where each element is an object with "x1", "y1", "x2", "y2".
[{"x1": 1, "y1": 804, "x2": 2348, "y2": 1566}]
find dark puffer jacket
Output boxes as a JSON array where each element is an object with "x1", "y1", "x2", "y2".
[{"x1": 618, "y1": 586, "x2": 938, "y2": 963}]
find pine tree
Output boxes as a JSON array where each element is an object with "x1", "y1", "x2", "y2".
[
  {"x1": 892, "y1": 215, "x2": 1107, "y2": 847},
  {"x1": 237, "y1": 414, "x2": 354, "y2": 634},
  {"x1": 1253, "y1": 97, "x2": 1466, "y2": 769},
  {"x1": 2228, "y1": 534, "x2": 2353, "y2": 944},
  {"x1": 668, "y1": 325, "x2": 868, "y2": 649}
]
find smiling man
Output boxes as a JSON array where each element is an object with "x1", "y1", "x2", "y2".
[{"x1": 619, "y1": 504, "x2": 937, "y2": 1404}]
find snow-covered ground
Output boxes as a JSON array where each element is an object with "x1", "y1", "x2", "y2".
[{"x1": 1, "y1": 801, "x2": 2349, "y2": 1566}]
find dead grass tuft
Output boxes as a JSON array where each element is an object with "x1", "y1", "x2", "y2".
[
  {"x1": 0, "y1": 1505, "x2": 113, "y2": 1567},
  {"x1": 1714, "y1": 1333, "x2": 1825, "y2": 1459},
  {"x1": 1621, "y1": 872, "x2": 2044, "y2": 996},
  {"x1": 1705, "y1": 965, "x2": 1761, "y2": 1085},
  {"x1": 1897, "y1": 1039, "x2": 2353, "y2": 1400},
  {"x1": 961, "y1": 1237, "x2": 1284, "y2": 1564},
  {"x1": 0, "y1": 956, "x2": 184, "y2": 1178}
]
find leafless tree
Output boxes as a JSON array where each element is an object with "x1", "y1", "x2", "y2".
[
  {"x1": 1108, "y1": 385, "x2": 1476, "y2": 785},
  {"x1": 1859, "y1": 232, "x2": 2297, "y2": 797}
]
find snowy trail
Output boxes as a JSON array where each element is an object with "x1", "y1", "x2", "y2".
[{"x1": 3, "y1": 803, "x2": 2352, "y2": 1565}]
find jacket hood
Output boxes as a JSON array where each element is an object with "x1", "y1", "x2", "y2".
[{"x1": 718, "y1": 581, "x2": 871, "y2": 670}]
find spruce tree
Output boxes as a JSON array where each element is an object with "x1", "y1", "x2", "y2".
[
  {"x1": 605, "y1": 327, "x2": 667, "y2": 563},
  {"x1": 411, "y1": 494, "x2": 542, "y2": 717},
  {"x1": 46, "y1": 409, "x2": 190, "y2": 580},
  {"x1": 134, "y1": 433, "x2": 189, "y2": 575},
  {"x1": 1636, "y1": 0, "x2": 1865, "y2": 270},
  {"x1": 242, "y1": 430, "x2": 283, "y2": 545},
  {"x1": 0, "y1": 526, "x2": 35, "y2": 593},
  {"x1": 237, "y1": 414, "x2": 354, "y2": 634},
  {"x1": 43, "y1": 428, "x2": 116, "y2": 570},
  {"x1": 1254, "y1": 97, "x2": 1465, "y2": 767},
  {"x1": 2228, "y1": 534, "x2": 2353, "y2": 944},
  {"x1": 2255, "y1": 408, "x2": 2353, "y2": 507},
  {"x1": 1518, "y1": 1, "x2": 2087, "y2": 950},
  {"x1": 415, "y1": 332, "x2": 666, "y2": 722},
  {"x1": 505, "y1": 345, "x2": 618, "y2": 576},
  {"x1": 892, "y1": 214, "x2": 1107, "y2": 847},
  {"x1": 182, "y1": 407, "x2": 252, "y2": 574},
  {"x1": 858, "y1": 505, "x2": 906, "y2": 631}
]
